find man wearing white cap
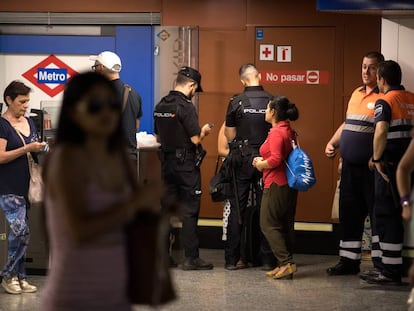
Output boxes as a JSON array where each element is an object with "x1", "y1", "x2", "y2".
[{"x1": 90, "y1": 51, "x2": 143, "y2": 161}]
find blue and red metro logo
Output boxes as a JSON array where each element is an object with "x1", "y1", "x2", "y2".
[{"x1": 22, "y1": 54, "x2": 78, "y2": 98}]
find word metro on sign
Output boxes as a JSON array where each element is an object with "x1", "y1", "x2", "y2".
[{"x1": 37, "y1": 68, "x2": 68, "y2": 84}]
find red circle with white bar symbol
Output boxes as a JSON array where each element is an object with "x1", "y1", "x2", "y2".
[{"x1": 307, "y1": 71, "x2": 319, "y2": 83}]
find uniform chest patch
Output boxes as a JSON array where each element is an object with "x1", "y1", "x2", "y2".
[
  {"x1": 367, "y1": 102, "x2": 375, "y2": 110},
  {"x1": 243, "y1": 108, "x2": 266, "y2": 114},
  {"x1": 154, "y1": 112, "x2": 176, "y2": 118}
]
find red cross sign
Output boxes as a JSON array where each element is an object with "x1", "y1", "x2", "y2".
[{"x1": 259, "y1": 44, "x2": 274, "y2": 61}]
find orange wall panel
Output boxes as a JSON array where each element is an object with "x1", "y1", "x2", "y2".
[
  {"x1": 199, "y1": 29, "x2": 252, "y2": 94},
  {"x1": 255, "y1": 27, "x2": 336, "y2": 222},
  {"x1": 161, "y1": 0, "x2": 246, "y2": 28},
  {"x1": 343, "y1": 15, "x2": 382, "y2": 95}
]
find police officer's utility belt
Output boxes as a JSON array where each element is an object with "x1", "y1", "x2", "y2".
[
  {"x1": 228, "y1": 139, "x2": 257, "y2": 157},
  {"x1": 160, "y1": 147, "x2": 196, "y2": 161}
]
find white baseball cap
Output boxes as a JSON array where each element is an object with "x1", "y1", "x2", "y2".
[{"x1": 90, "y1": 51, "x2": 122, "y2": 73}]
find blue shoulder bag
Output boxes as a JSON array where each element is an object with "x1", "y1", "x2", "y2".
[{"x1": 285, "y1": 135, "x2": 316, "y2": 192}]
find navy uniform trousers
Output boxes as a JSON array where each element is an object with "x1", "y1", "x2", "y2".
[
  {"x1": 225, "y1": 153, "x2": 276, "y2": 267},
  {"x1": 161, "y1": 153, "x2": 202, "y2": 259},
  {"x1": 374, "y1": 162, "x2": 404, "y2": 280},
  {"x1": 338, "y1": 160, "x2": 381, "y2": 269}
]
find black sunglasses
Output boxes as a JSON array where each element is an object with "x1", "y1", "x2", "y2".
[{"x1": 86, "y1": 98, "x2": 120, "y2": 115}]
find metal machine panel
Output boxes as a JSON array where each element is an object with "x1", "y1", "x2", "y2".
[
  {"x1": 0, "y1": 211, "x2": 7, "y2": 270},
  {"x1": 25, "y1": 206, "x2": 49, "y2": 272}
]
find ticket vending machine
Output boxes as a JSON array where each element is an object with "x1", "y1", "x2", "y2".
[
  {"x1": 25, "y1": 207, "x2": 49, "y2": 273},
  {"x1": 25, "y1": 107, "x2": 50, "y2": 273}
]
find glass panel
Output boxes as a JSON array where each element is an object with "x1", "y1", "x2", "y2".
[
  {"x1": 153, "y1": 26, "x2": 199, "y2": 109},
  {"x1": 40, "y1": 100, "x2": 61, "y2": 145}
]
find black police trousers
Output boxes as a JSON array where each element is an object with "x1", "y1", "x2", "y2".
[
  {"x1": 161, "y1": 154, "x2": 202, "y2": 259},
  {"x1": 338, "y1": 160, "x2": 380, "y2": 269},
  {"x1": 373, "y1": 162, "x2": 404, "y2": 279},
  {"x1": 225, "y1": 154, "x2": 276, "y2": 266}
]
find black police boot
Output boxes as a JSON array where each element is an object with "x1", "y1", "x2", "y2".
[
  {"x1": 326, "y1": 261, "x2": 360, "y2": 276},
  {"x1": 182, "y1": 257, "x2": 214, "y2": 271}
]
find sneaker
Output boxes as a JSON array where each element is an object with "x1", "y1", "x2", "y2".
[
  {"x1": 19, "y1": 279, "x2": 37, "y2": 293},
  {"x1": 364, "y1": 273, "x2": 402, "y2": 286},
  {"x1": 326, "y1": 261, "x2": 360, "y2": 276},
  {"x1": 182, "y1": 257, "x2": 213, "y2": 270},
  {"x1": 224, "y1": 264, "x2": 238, "y2": 270},
  {"x1": 359, "y1": 268, "x2": 381, "y2": 281},
  {"x1": 1, "y1": 276, "x2": 22, "y2": 294},
  {"x1": 236, "y1": 260, "x2": 250, "y2": 269}
]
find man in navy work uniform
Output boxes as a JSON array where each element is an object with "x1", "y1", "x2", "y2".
[
  {"x1": 224, "y1": 63, "x2": 276, "y2": 270},
  {"x1": 363, "y1": 60, "x2": 414, "y2": 285},
  {"x1": 325, "y1": 52, "x2": 384, "y2": 276},
  {"x1": 91, "y1": 51, "x2": 143, "y2": 161},
  {"x1": 154, "y1": 66, "x2": 213, "y2": 270}
]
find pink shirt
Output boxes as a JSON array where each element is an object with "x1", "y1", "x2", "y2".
[{"x1": 259, "y1": 121, "x2": 295, "y2": 189}]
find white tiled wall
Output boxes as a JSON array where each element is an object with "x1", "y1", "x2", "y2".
[
  {"x1": 382, "y1": 17, "x2": 414, "y2": 249},
  {"x1": 382, "y1": 17, "x2": 414, "y2": 92}
]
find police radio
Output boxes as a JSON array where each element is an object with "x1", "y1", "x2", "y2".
[{"x1": 195, "y1": 144, "x2": 207, "y2": 168}]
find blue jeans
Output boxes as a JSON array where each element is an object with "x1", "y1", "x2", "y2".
[{"x1": 0, "y1": 194, "x2": 29, "y2": 279}]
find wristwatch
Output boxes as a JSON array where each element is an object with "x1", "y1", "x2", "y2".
[
  {"x1": 400, "y1": 195, "x2": 411, "y2": 207},
  {"x1": 371, "y1": 157, "x2": 382, "y2": 163}
]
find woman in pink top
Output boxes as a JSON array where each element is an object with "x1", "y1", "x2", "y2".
[
  {"x1": 252, "y1": 95, "x2": 299, "y2": 280},
  {"x1": 40, "y1": 72, "x2": 160, "y2": 310}
]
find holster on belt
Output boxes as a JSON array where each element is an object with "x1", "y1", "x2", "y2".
[{"x1": 175, "y1": 148, "x2": 187, "y2": 164}]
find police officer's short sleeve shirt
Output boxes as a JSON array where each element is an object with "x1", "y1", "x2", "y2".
[
  {"x1": 180, "y1": 99, "x2": 200, "y2": 138},
  {"x1": 154, "y1": 90, "x2": 200, "y2": 139},
  {"x1": 225, "y1": 95, "x2": 241, "y2": 128}
]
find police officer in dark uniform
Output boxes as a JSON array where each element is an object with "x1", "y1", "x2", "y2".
[
  {"x1": 224, "y1": 63, "x2": 276, "y2": 270},
  {"x1": 154, "y1": 66, "x2": 213, "y2": 270}
]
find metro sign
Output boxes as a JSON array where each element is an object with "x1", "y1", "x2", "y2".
[{"x1": 22, "y1": 54, "x2": 78, "y2": 97}]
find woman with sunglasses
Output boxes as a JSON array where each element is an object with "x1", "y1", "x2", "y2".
[{"x1": 40, "y1": 72, "x2": 160, "y2": 310}]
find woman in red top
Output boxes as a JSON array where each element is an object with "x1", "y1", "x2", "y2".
[{"x1": 252, "y1": 95, "x2": 299, "y2": 279}]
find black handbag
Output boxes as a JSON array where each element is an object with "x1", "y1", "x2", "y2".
[
  {"x1": 123, "y1": 151, "x2": 176, "y2": 306},
  {"x1": 125, "y1": 211, "x2": 176, "y2": 306},
  {"x1": 209, "y1": 156, "x2": 233, "y2": 202}
]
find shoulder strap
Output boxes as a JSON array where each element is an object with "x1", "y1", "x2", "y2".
[
  {"x1": 292, "y1": 130, "x2": 299, "y2": 148},
  {"x1": 233, "y1": 93, "x2": 251, "y2": 108},
  {"x1": 14, "y1": 128, "x2": 27, "y2": 148},
  {"x1": 122, "y1": 84, "x2": 132, "y2": 112},
  {"x1": 14, "y1": 128, "x2": 35, "y2": 176},
  {"x1": 214, "y1": 156, "x2": 221, "y2": 174}
]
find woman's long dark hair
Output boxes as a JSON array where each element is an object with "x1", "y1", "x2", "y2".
[
  {"x1": 55, "y1": 71, "x2": 125, "y2": 152},
  {"x1": 268, "y1": 95, "x2": 299, "y2": 122}
]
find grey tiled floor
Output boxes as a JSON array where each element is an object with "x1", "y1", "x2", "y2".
[{"x1": 0, "y1": 249, "x2": 411, "y2": 311}]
